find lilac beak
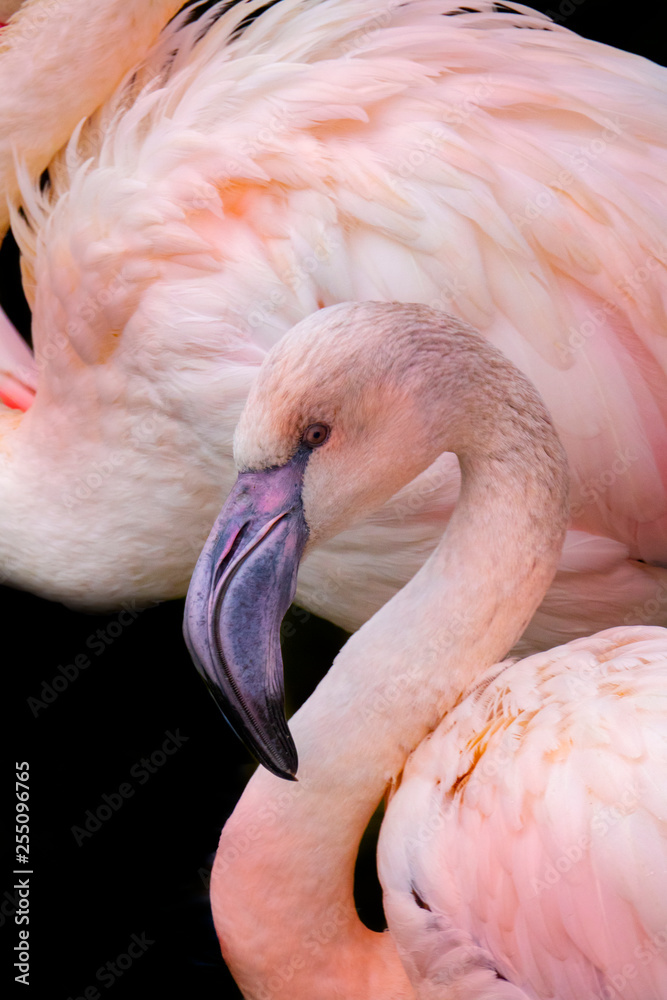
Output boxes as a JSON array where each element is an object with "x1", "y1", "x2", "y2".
[{"x1": 183, "y1": 451, "x2": 310, "y2": 780}]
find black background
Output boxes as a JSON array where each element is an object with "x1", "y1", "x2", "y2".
[{"x1": 1, "y1": 3, "x2": 664, "y2": 998}]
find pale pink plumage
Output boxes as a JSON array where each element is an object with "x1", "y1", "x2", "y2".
[
  {"x1": 210, "y1": 303, "x2": 667, "y2": 999},
  {"x1": 0, "y1": 0, "x2": 665, "y2": 650},
  {"x1": 380, "y1": 627, "x2": 667, "y2": 999}
]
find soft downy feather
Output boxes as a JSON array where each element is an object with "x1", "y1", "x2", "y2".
[
  {"x1": 0, "y1": 0, "x2": 666, "y2": 640},
  {"x1": 380, "y1": 628, "x2": 667, "y2": 998}
]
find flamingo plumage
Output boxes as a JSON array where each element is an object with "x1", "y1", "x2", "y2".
[
  {"x1": 0, "y1": 1, "x2": 23, "y2": 32},
  {"x1": 185, "y1": 302, "x2": 667, "y2": 999},
  {"x1": 0, "y1": 0, "x2": 185, "y2": 234},
  {"x1": 0, "y1": 0, "x2": 666, "y2": 651}
]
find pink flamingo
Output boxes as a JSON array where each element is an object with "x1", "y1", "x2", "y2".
[
  {"x1": 0, "y1": 0, "x2": 665, "y2": 652},
  {"x1": 186, "y1": 302, "x2": 667, "y2": 999}
]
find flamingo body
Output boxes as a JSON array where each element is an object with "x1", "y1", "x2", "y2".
[
  {"x1": 189, "y1": 302, "x2": 667, "y2": 999},
  {"x1": 0, "y1": 0, "x2": 666, "y2": 648},
  {"x1": 380, "y1": 626, "x2": 667, "y2": 999}
]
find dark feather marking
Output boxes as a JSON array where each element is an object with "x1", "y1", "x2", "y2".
[
  {"x1": 443, "y1": 3, "x2": 553, "y2": 30},
  {"x1": 411, "y1": 885, "x2": 432, "y2": 911},
  {"x1": 173, "y1": 0, "x2": 240, "y2": 27},
  {"x1": 231, "y1": 0, "x2": 285, "y2": 40},
  {"x1": 172, "y1": 0, "x2": 287, "y2": 43}
]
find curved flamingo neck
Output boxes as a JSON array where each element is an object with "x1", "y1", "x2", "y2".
[{"x1": 212, "y1": 327, "x2": 570, "y2": 999}]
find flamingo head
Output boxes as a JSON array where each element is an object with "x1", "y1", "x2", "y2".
[{"x1": 183, "y1": 301, "x2": 522, "y2": 778}]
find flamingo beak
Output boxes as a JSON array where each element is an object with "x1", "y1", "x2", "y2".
[{"x1": 183, "y1": 451, "x2": 310, "y2": 780}]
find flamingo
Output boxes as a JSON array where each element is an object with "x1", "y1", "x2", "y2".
[
  {"x1": 184, "y1": 301, "x2": 667, "y2": 999},
  {"x1": 0, "y1": 0, "x2": 667, "y2": 652},
  {"x1": 0, "y1": 0, "x2": 185, "y2": 234},
  {"x1": 0, "y1": 1, "x2": 22, "y2": 31}
]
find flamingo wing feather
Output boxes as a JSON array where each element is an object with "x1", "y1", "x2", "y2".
[{"x1": 380, "y1": 628, "x2": 667, "y2": 998}]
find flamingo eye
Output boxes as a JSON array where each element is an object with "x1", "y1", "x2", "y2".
[{"x1": 302, "y1": 423, "x2": 330, "y2": 448}]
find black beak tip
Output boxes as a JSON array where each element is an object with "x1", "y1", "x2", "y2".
[
  {"x1": 254, "y1": 730, "x2": 299, "y2": 782},
  {"x1": 197, "y1": 670, "x2": 300, "y2": 781},
  {"x1": 268, "y1": 762, "x2": 299, "y2": 782}
]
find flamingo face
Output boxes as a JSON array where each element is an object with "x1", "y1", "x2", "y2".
[
  {"x1": 200, "y1": 301, "x2": 667, "y2": 1000},
  {"x1": 184, "y1": 302, "x2": 570, "y2": 784}
]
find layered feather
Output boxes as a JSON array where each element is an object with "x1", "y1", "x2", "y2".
[
  {"x1": 0, "y1": 0, "x2": 666, "y2": 637},
  {"x1": 381, "y1": 627, "x2": 667, "y2": 998}
]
